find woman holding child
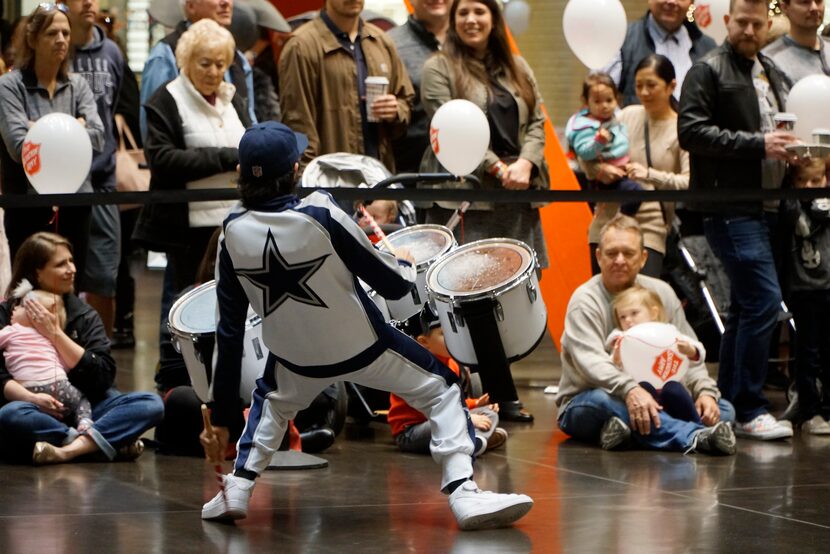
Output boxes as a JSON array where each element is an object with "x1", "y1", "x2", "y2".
[
  {"x1": 588, "y1": 55, "x2": 689, "y2": 277},
  {"x1": 0, "y1": 232, "x2": 164, "y2": 465}
]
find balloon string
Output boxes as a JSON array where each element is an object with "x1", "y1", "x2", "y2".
[{"x1": 48, "y1": 206, "x2": 59, "y2": 231}]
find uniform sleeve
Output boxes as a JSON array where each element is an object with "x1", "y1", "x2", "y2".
[
  {"x1": 302, "y1": 193, "x2": 416, "y2": 300},
  {"x1": 212, "y1": 237, "x2": 251, "y2": 427}
]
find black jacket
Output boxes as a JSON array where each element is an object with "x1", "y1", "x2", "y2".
[
  {"x1": 133, "y1": 83, "x2": 252, "y2": 251},
  {"x1": 678, "y1": 42, "x2": 789, "y2": 215},
  {"x1": 0, "y1": 295, "x2": 116, "y2": 406},
  {"x1": 619, "y1": 11, "x2": 715, "y2": 107}
]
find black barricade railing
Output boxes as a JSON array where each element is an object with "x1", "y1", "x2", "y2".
[{"x1": 1, "y1": 185, "x2": 829, "y2": 209}]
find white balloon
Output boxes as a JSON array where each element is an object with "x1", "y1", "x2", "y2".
[
  {"x1": 693, "y1": 0, "x2": 729, "y2": 44},
  {"x1": 504, "y1": 0, "x2": 531, "y2": 36},
  {"x1": 787, "y1": 74, "x2": 830, "y2": 143},
  {"x1": 429, "y1": 99, "x2": 490, "y2": 176},
  {"x1": 562, "y1": 0, "x2": 627, "y2": 70},
  {"x1": 618, "y1": 322, "x2": 689, "y2": 388},
  {"x1": 22, "y1": 113, "x2": 92, "y2": 195}
]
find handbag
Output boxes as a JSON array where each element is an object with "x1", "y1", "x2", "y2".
[{"x1": 115, "y1": 114, "x2": 149, "y2": 210}]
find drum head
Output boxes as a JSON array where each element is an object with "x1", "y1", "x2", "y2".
[
  {"x1": 381, "y1": 225, "x2": 455, "y2": 267},
  {"x1": 427, "y1": 239, "x2": 532, "y2": 297},
  {"x1": 169, "y1": 281, "x2": 217, "y2": 335}
]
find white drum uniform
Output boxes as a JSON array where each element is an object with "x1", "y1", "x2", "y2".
[{"x1": 212, "y1": 190, "x2": 477, "y2": 489}]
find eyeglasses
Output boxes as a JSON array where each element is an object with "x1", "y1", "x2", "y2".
[{"x1": 35, "y1": 3, "x2": 70, "y2": 15}]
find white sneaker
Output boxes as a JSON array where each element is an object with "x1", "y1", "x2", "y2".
[
  {"x1": 734, "y1": 413, "x2": 793, "y2": 441},
  {"x1": 449, "y1": 480, "x2": 533, "y2": 531},
  {"x1": 802, "y1": 415, "x2": 830, "y2": 435},
  {"x1": 201, "y1": 473, "x2": 255, "y2": 521}
]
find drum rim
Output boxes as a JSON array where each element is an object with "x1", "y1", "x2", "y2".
[
  {"x1": 380, "y1": 224, "x2": 456, "y2": 269},
  {"x1": 426, "y1": 238, "x2": 537, "y2": 301},
  {"x1": 168, "y1": 280, "x2": 218, "y2": 335}
]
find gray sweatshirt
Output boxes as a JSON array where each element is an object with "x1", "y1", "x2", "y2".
[{"x1": 556, "y1": 274, "x2": 720, "y2": 416}]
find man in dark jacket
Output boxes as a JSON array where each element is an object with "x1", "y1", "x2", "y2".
[
  {"x1": 678, "y1": 0, "x2": 797, "y2": 441},
  {"x1": 606, "y1": 0, "x2": 716, "y2": 106}
]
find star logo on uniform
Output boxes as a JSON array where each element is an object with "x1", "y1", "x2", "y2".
[{"x1": 236, "y1": 229, "x2": 329, "y2": 317}]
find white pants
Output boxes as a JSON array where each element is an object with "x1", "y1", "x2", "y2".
[{"x1": 235, "y1": 337, "x2": 476, "y2": 490}]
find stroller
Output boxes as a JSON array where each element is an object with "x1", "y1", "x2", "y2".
[{"x1": 664, "y1": 217, "x2": 798, "y2": 417}]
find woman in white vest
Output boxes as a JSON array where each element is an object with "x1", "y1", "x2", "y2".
[{"x1": 134, "y1": 18, "x2": 251, "y2": 293}]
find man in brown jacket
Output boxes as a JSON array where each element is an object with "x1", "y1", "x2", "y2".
[{"x1": 278, "y1": 0, "x2": 414, "y2": 172}]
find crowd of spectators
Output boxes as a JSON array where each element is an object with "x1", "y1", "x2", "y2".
[{"x1": 0, "y1": 0, "x2": 828, "y2": 470}]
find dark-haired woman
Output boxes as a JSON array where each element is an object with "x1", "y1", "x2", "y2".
[
  {"x1": 588, "y1": 54, "x2": 689, "y2": 277},
  {"x1": 419, "y1": 0, "x2": 548, "y2": 421},
  {"x1": 0, "y1": 3, "x2": 104, "y2": 278},
  {"x1": 0, "y1": 232, "x2": 164, "y2": 464}
]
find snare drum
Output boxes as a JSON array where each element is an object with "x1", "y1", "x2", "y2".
[
  {"x1": 379, "y1": 224, "x2": 456, "y2": 321},
  {"x1": 426, "y1": 239, "x2": 547, "y2": 365},
  {"x1": 168, "y1": 281, "x2": 265, "y2": 404}
]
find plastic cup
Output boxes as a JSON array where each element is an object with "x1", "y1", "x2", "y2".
[
  {"x1": 365, "y1": 76, "x2": 389, "y2": 122},
  {"x1": 812, "y1": 128, "x2": 830, "y2": 145},
  {"x1": 773, "y1": 112, "x2": 797, "y2": 131}
]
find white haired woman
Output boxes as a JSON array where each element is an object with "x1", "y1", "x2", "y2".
[{"x1": 134, "y1": 18, "x2": 251, "y2": 294}]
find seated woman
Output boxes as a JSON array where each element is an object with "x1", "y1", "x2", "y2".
[{"x1": 0, "y1": 232, "x2": 164, "y2": 464}]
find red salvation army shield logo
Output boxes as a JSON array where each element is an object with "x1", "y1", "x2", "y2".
[
  {"x1": 695, "y1": 4, "x2": 712, "y2": 28},
  {"x1": 22, "y1": 141, "x2": 42, "y2": 176},
  {"x1": 652, "y1": 349, "x2": 683, "y2": 383},
  {"x1": 430, "y1": 126, "x2": 440, "y2": 155}
]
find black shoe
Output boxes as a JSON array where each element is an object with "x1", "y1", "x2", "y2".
[
  {"x1": 300, "y1": 427, "x2": 336, "y2": 453},
  {"x1": 499, "y1": 401, "x2": 534, "y2": 422},
  {"x1": 111, "y1": 330, "x2": 135, "y2": 349}
]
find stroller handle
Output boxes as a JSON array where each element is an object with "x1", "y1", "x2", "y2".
[{"x1": 371, "y1": 173, "x2": 482, "y2": 189}]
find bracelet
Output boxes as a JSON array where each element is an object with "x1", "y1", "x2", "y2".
[{"x1": 488, "y1": 161, "x2": 508, "y2": 181}]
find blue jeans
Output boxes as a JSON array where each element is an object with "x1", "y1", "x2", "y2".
[
  {"x1": 0, "y1": 388, "x2": 164, "y2": 463},
  {"x1": 558, "y1": 389, "x2": 735, "y2": 452},
  {"x1": 703, "y1": 215, "x2": 782, "y2": 422}
]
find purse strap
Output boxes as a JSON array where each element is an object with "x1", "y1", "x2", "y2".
[
  {"x1": 115, "y1": 114, "x2": 139, "y2": 151},
  {"x1": 644, "y1": 118, "x2": 653, "y2": 169}
]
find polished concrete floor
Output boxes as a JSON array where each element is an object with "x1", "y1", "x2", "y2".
[{"x1": 2, "y1": 265, "x2": 830, "y2": 553}]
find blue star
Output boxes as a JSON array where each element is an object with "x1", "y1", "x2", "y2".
[{"x1": 237, "y1": 229, "x2": 329, "y2": 317}]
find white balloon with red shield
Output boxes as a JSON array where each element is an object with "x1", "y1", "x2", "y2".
[
  {"x1": 22, "y1": 112, "x2": 92, "y2": 195},
  {"x1": 693, "y1": 0, "x2": 729, "y2": 45},
  {"x1": 618, "y1": 322, "x2": 689, "y2": 388},
  {"x1": 429, "y1": 99, "x2": 490, "y2": 176}
]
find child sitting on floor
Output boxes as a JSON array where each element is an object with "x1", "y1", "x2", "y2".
[
  {"x1": 0, "y1": 280, "x2": 93, "y2": 431},
  {"x1": 608, "y1": 286, "x2": 704, "y2": 424},
  {"x1": 388, "y1": 306, "x2": 508, "y2": 455}
]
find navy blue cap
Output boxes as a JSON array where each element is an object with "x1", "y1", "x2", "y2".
[{"x1": 238, "y1": 121, "x2": 309, "y2": 183}]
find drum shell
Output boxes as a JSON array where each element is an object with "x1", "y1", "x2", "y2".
[
  {"x1": 359, "y1": 279, "x2": 392, "y2": 322},
  {"x1": 168, "y1": 280, "x2": 266, "y2": 404},
  {"x1": 380, "y1": 224, "x2": 456, "y2": 321},
  {"x1": 426, "y1": 240, "x2": 547, "y2": 366}
]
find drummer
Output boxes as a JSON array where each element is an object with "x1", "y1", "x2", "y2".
[{"x1": 200, "y1": 121, "x2": 534, "y2": 530}]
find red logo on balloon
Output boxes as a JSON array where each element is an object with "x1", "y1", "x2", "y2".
[
  {"x1": 22, "y1": 141, "x2": 41, "y2": 176},
  {"x1": 695, "y1": 5, "x2": 712, "y2": 28},
  {"x1": 430, "y1": 126, "x2": 440, "y2": 154},
  {"x1": 652, "y1": 349, "x2": 682, "y2": 382}
]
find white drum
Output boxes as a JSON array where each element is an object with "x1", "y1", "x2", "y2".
[
  {"x1": 359, "y1": 279, "x2": 391, "y2": 322},
  {"x1": 379, "y1": 224, "x2": 456, "y2": 321},
  {"x1": 168, "y1": 281, "x2": 265, "y2": 405},
  {"x1": 426, "y1": 239, "x2": 547, "y2": 365}
]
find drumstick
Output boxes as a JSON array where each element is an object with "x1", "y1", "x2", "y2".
[
  {"x1": 200, "y1": 404, "x2": 227, "y2": 505},
  {"x1": 445, "y1": 201, "x2": 470, "y2": 232},
  {"x1": 358, "y1": 204, "x2": 397, "y2": 254}
]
